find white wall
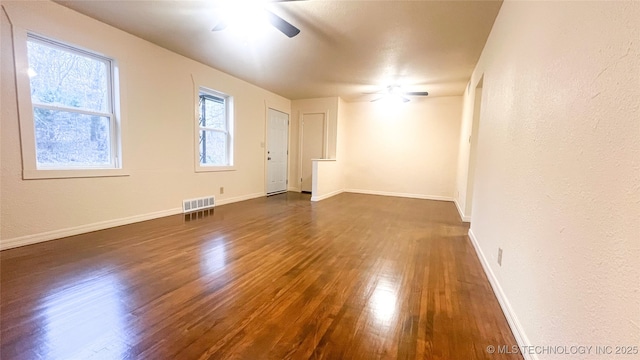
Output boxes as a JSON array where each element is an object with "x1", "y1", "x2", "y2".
[
  {"x1": 311, "y1": 160, "x2": 343, "y2": 201},
  {"x1": 343, "y1": 97, "x2": 462, "y2": 201},
  {"x1": 296, "y1": 96, "x2": 463, "y2": 204},
  {"x1": 337, "y1": 97, "x2": 348, "y2": 163},
  {"x1": 309, "y1": 97, "x2": 348, "y2": 201},
  {"x1": 458, "y1": 1, "x2": 640, "y2": 357},
  {"x1": 0, "y1": 1, "x2": 290, "y2": 248}
]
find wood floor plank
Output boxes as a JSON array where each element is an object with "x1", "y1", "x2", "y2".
[{"x1": 1, "y1": 192, "x2": 522, "y2": 359}]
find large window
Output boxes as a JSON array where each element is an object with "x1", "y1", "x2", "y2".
[
  {"x1": 198, "y1": 88, "x2": 233, "y2": 168},
  {"x1": 25, "y1": 34, "x2": 120, "y2": 170}
]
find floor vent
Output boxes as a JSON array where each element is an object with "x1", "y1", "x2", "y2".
[{"x1": 183, "y1": 196, "x2": 215, "y2": 213}]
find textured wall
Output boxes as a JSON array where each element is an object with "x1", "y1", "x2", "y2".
[
  {"x1": 343, "y1": 96, "x2": 462, "y2": 200},
  {"x1": 1, "y1": 1, "x2": 290, "y2": 245},
  {"x1": 459, "y1": 1, "x2": 640, "y2": 357}
]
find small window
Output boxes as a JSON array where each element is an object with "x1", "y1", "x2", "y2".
[
  {"x1": 26, "y1": 34, "x2": 119, "y2": 169},
  {"x1": 198, "y1": 88, "x2": 233, "y2": 168}
]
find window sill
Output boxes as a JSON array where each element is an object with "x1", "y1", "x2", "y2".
[
  {"x1": 195, "y1": 166, "x2": 236, "y2": 173},
  {"x1": 23, "y1": 168, "x2": 130, "y2": 180}
]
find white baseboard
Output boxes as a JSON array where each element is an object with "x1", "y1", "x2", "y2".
[
  {"x1": 0, "y1": 207, "x2": 182, "y2": 251},
  {"x1": 344, "y1": 189, "x2": 453, "y2": 202},
  {"x1": 310, "y1": 189, "x2": 344, "y2": 202},
  {"x1": 468, "y1": 229, "x2": 534, "y2": 360},
  {"x1": 216, "y1": 192, "x2": 264, "y2": 206},
  {"x1": 0, "y1": 192, "x2": 267, "y2": 251},
  {"x1": 454, "y1": 199, "x2": 472, "y2": 222}
]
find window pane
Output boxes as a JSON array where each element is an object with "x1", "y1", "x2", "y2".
[
  {"x1": 27, "y1": 39, "x2": 109, "y2": 113},
  {"x1": 199, "y1": 96, "x2": 226, "y2": 131},
  {"x1": 200, "y1": 130, "x2": 227, "y2": 166},
  {"x1": 34, "y1": 107, "x2": 111, "y2": 167}
]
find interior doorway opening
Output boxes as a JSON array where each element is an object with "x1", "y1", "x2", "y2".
[
  {"x1": 465, "y1": 76, "x2": 484, "y2": 219},
  {"x1": 299, "y1": 112, "x2": 327, "y2": 193}
]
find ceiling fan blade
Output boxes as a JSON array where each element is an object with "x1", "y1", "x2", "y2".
[
  {"x1": 212, "y1": 20, "x2": 228, "y2": 32},
  {"x1": 404, "y1": 91, "x2": 429, "y2": 96},
  {"x1": 370, "y1": 97, "x2": 384, "y2": 102},
  {"x1": 265, "y1": 9, "x2": 300, "y2": 38}
]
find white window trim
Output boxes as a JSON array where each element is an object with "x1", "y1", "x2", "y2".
[
  {"x1": 194, "y1": 85, "x2": 235, "y2": 173},
  {"x1": 12, "y1": 26, "x2": 127, "y2": 180}
]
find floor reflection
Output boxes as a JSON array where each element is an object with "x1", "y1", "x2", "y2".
[
  {"x1": 369, "y1": 277, "x2": 399, "y2": 327},
  {"x1": 42, "y1": 272, "x2": 128, "y2": 360},
  {"x1": 201, "y1": 236, "x2": 227, "y2": 276},
  {"x1": 184, "y1": 209, "x2": 215, "y2": 222}
]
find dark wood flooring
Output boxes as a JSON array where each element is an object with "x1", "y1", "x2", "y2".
[{"x1": 1, "y1": 192, "x2": 522, "y2": 359}]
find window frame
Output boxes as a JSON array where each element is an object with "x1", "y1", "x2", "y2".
[
  {"x1": 13, "y1": 27, "x2": 127, "y2": 179},
  {"x1": 28, "y1": 34, "x2": 119, "y2": 170},
  {"x1": 195, "y1": 86, "x2": 235, "y2": 172}
]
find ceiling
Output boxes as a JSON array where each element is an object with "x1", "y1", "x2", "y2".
[{"x1": 54, "y1": 0, "x2": 502, "y2": 101}]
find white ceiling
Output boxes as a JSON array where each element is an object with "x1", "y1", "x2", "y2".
[{"x1": 54, "y1": 0, "x2": 502, "y2": 101}]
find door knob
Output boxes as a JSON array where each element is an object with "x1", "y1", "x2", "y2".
[{"x1": 268, "y1": 157, "x2": 271, "y2": 160}]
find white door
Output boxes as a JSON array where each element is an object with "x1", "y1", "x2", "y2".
[
  {"x1": 300, "y1": 113, "x2": 325, "y2": 192},
  {"x1": 267, "y1": 109, "x2": 289, "y2": 195}
]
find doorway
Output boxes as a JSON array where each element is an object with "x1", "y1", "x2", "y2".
[
  {"x1": 465, "y1": 76, "x2": 483, "y2": 218},
  {"x1": 300, "y1": 112, "x2": 326, "y2": 193},
  {"x1": 266, "y1": 108, "x2": 289, "y2": 195}
]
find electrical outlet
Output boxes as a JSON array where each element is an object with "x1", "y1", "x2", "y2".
[
  {"x1": 220, "y1": 187, "x2": 224, "y2": 194},
  {"x1": 497, "y1": 248, "x2": 503, "y2": 266}
]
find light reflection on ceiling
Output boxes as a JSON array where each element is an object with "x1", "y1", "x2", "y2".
[{"x1": 52, "y1": 0, "x2": 502, "y2": 100}]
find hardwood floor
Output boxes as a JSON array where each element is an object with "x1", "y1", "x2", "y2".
[{"x1": 1, "y1": 192, "x2": 522, "y2": 360}]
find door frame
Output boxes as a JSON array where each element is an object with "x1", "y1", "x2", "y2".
[
  {"x1": 264, "y1": 104, "x2": 290, "y2": 196},
  {"x1": 465, "y1": 75, "x2": 484, "y2": 221},
  {"x1": 298, "y1": 110, "x2": 329, "y2": 192}
]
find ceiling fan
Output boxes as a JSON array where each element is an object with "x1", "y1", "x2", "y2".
[
  {"x1": 212, "y1": 0, "x2": 302, "y2": 38},
  {"x1": 370, "y1": 86, "x2": 429, "y2": 103}
]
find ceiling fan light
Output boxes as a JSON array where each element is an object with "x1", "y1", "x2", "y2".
[
  {"x1": 212, "y1": 2, "x2": 270, "y2": 36},
  {"x1": 378, "y1": 93, "x2": 407, "y2": 105},
  {"x1": 388, "y1": 86, "x2": 402, "y2": 95},
  {"x1": 392, "y1": 94, "x2": 409, "y2": 104},
  {"x1": 212, "y1": 0, "x2": 300, "y2": 38}
]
